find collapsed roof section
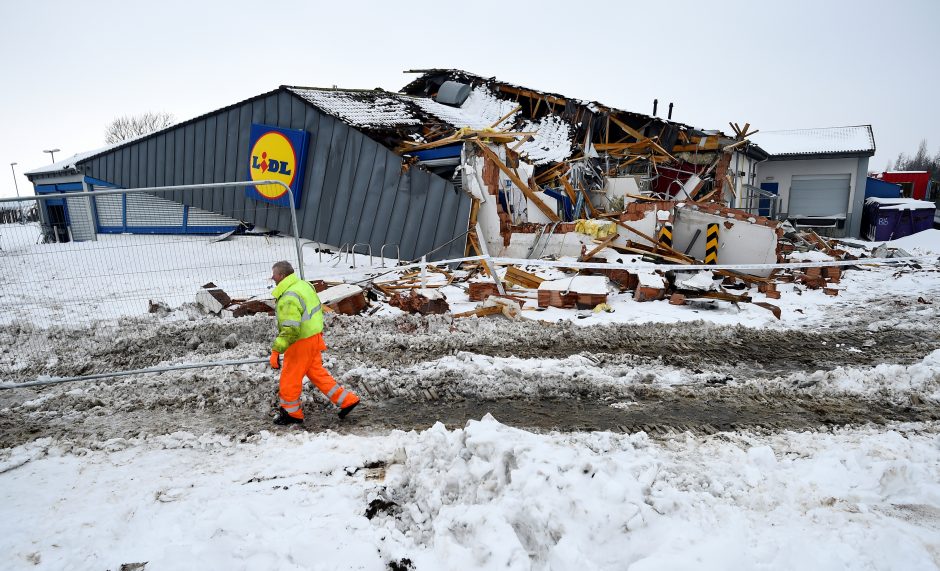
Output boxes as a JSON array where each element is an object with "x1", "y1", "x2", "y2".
[
  {"x1": 285, "y1": 84, "x2": 575, "y2": 166},
  {"x1": 400, "y1": 68, "x2": 688, "y2": 168}
]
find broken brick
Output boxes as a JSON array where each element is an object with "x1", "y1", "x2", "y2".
[
  {"x1": 634, "y1": 286, "x2": 666, "y2": 302},
  {"x1": 469, "y1": 282, "x2": 503, "y2": 302},
  {"x1": 389, "y1": 290, "x2": 449, "y2": 315},
  {"x1": 231, "y1": 300, "x2": 275, "y2": 317},
  {"x1": 537, "y1": 289, "x2": 578, "y2": 309},
  {"x1": 758, "y1": 283, "x2": 777, "y2": 294},
  {"x1": 823, "y1": 266, "x2": 842, "y2": 283}
]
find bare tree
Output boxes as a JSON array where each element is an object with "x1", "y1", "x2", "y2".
[
  {"x1": 893, "y1": 139, "x2": 940, "y2": 175},
  {"x1": 105, "y1": 112, "x2": 175, "y2": 144}
]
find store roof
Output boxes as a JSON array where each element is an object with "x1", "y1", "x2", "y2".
[
  {"x1": 750, "y1": 125, "x2": 875, "y2": 158},
  {"x1": 26, "y1": 142, "x2": 124, "y2": 176}
]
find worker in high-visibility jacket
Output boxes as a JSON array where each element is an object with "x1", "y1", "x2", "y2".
[{"x1": 268, "y1": 260, "x2": 360, "y2": 425}]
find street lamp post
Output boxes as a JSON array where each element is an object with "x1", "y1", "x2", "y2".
[
  {"x1": 9, "y1": 162, "x2": 19, "y2": 197},
  {"x1": 9, "y1": 161, "x2": 26, "y2": 222},
  {"x1": 43, "y1": 148, "x2": 60, "y2": 164}
]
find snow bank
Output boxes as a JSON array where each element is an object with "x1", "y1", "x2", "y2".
[
  {"x1": 767, "y1": 348, "x2": 940, "y2": 402},
  {"x1": 884, "y1": 228, "x2": 940, "y2": 255},
  {"x1": 3, "y1": 419, "x2": 939, "y2": 570}
]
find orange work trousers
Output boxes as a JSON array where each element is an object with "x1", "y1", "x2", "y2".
[{"x1": 279, "y1": 333, "x2": 359, "y2": 419}]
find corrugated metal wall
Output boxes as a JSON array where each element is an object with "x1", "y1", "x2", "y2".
[
  {"x1": 64, "y1": 195, "x2": 96, "y2": 241},
  {"x1": 80, "y1": 89, "x2": 471, "y2": 262}
]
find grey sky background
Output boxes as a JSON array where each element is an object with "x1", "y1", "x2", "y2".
[{"x1": 2, "y1": 0, "x2": 937, "y2": 199}]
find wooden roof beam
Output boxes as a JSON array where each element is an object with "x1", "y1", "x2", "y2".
[{"x1": 474, "y1": 142, "x2": 559, "y2": 222}]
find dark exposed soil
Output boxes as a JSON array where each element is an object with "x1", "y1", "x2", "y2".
[{"x1": 1, "y1": 314, "x2": 938, "y2": 449}]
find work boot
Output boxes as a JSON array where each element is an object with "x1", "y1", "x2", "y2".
[
  {"x1": 273, "y1": 407, "x2": 304, "y2": 425},
  {"x1": 338, "y1": 401, "x2": 359, "y2": 420}
]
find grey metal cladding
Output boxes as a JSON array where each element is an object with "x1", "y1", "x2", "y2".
[
  {"x1": 447, "y1": 182, "x2": 473, "y2": 259},
  {"x1": 154, "y1": 133, "x2": 166, "y2": 188},
  {"x1": 366, "y1": 152, "x2": 404, "y2": 250},
  {"x1": 314, "y1": 119, "x2": 350, "y2": 239},
  {"x1": 397, "y1": 168, "x2": 431, "y2": 258},
  {"x1": 222, "y1": 108, "x2": 241, "y2": 217},
  {"x1": 419, "y1": 175, "x2": 447, "y2": 255},
  {"x1": 340, "y1": 139, "x2": 381, "y2": 248},
  {"x1": 325, "y1": 131, "x2": 364, "y2": 246},
  {"x1": 79, "y1": 87, "x2": 470, "y2": 262},
  {"x1": 210, "y1": 112, "x2": 227, "y2": 215},
  {"x1": 353, "y1": 146, "x2": 387, "y2": 247},
  {"x1": 299, "y1": 110, "x2": 329, "y2": 241}
]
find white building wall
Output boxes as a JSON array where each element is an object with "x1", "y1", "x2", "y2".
[
  {"x1": 728, "y1": 151, "x2": 760, "y2": 208},
  {"x1": 756, "y1": 157, "x2": 864, "y2": 236},
  {"x1": 672, "y1": 206, "x2": 779, "y2": 278}
]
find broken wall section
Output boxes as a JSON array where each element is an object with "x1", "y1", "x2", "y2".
[{"x1": 673, "y1": 202, "x2": 782, "y2": 277}]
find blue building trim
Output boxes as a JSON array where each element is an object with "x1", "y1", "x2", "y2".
[
  {"x1": 97, "y1": 225, "x2": 238, "y2": 235},
  {"x1": 412, "y1": 144, "x2": 463, "y2": 161},
  {"x1": 35, "y1": 182, "x2": 84, "y2": 193},
  {"x1": 84, "y1": 176, "x2": 119, "y2": 188}
]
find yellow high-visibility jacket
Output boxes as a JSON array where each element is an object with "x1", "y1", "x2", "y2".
[{"x1": 271, "y1": 273, "x2": 324, "y2": 353}]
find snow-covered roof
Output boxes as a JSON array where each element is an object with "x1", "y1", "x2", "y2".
[
  {"x1": 287, "y1": 86, "x2": 573, "y2": 165},
  {"x1": 25, "y1": 131, "x2": 157, "y2": 177},
  {"x1": 865, "y1": 197, "x2": 936, "y2": 210},
  {"x1": 287, "y1": 88, "x2": 423, "y2": 129},
  {"x1": 287, "y1": 86, "x2": 511, "y2": 131},
  {"x1": 25, "y1": 145, "x2": 114, "y2": 176},
  {"x1": 750, "y1": 125, "x2": 875, "y2": 158}
]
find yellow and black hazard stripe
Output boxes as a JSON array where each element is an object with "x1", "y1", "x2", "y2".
[
  {"x1": 657, "y1": 223, "x2": 673, "y2": 249},
  {"x1": 704, "y1": 223, "x2": 719, "y2": 265}
]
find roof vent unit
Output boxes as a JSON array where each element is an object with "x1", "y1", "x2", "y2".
[{"x1": 435, "y1": 81, "x2": 471, "y2": 106}]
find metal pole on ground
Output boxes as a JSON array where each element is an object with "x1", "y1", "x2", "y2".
[{"x1": 0, "y1": 358, "x2": 269, "y2": 390}]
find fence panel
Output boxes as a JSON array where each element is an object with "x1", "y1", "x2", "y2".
[{"x1": 0, "y1": 183, "x2": 303, "y2": 343}]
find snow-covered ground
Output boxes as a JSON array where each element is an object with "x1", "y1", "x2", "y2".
[
  {"x1": 3, "y1": 419, "x2": 939, "y2": 570},
  {"x1": 2, "y1": 225, "x2": 940, "y2": 570}
]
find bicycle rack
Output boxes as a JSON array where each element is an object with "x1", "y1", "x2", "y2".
[
  {"x1": 300, "y1": 241, "x2": 327, "y2": 264},
  {"x1": 350, "y1": 243, "x2": 373, "y2": 267},
  {"x1": 330, "y1": 243, "x2": 350, "y2": 267},
  {"x1": 379, "y1": 244, "x2": 400, "y2": 267}
]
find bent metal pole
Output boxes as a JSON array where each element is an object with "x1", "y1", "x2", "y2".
[
  {"x1": 0, "y1": 358, "x2": 269, "y2": 390},
  {"x1": 273, "y1": 180, "x2": 305, "y2": 280}
]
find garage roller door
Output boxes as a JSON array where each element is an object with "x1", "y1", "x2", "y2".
[{"x1": 788, "y1": 174, "x2": 851, "y2": 217}]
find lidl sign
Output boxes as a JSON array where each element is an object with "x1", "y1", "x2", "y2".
[{"x1": 246, "y1": 124, "x2": 309, "y2": 207}]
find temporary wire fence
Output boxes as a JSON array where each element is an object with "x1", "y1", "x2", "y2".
[{"x1": 0, "y1": 182, "x2": 308, "y2": 331}]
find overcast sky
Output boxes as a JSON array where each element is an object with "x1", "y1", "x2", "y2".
[{"x1": 1, "y1": 0, "x2": 938, "y2": 199}]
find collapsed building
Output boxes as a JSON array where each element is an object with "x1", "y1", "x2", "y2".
[{"x1": 24, "y1": 69, "x2": 873, "y2": 269}]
